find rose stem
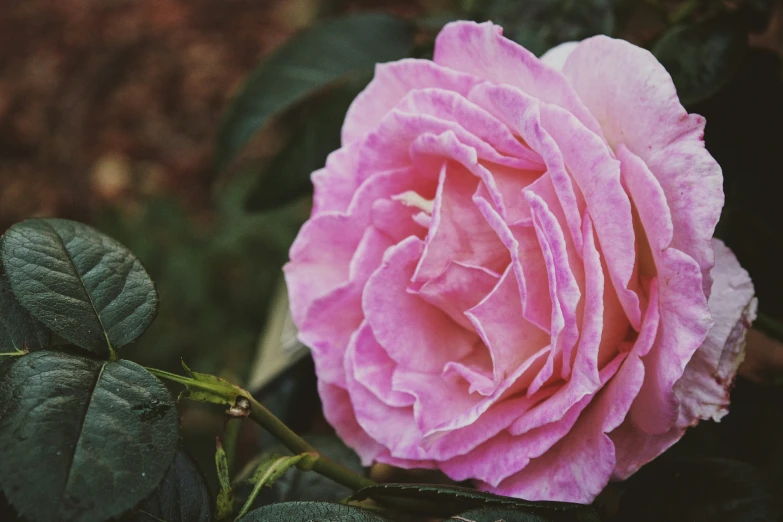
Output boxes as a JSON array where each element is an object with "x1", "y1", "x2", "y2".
[{"x1": 242, "y1": 394, "x2": 377, "y2": 491}]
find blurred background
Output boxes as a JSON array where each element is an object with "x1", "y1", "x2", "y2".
[{"x1": 1, "y1": 0, "x2": 782, "y2": 510}]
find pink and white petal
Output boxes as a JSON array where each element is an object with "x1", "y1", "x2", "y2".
[
  {"x1": 629, "y1": 248, "x2": 712, "y2": 434},
  {"x1": 526, "y1": 192, "x2": 582, "y2": 395},
  {"x1": 468, "y1": 84, "x2": 585, "y2": 253},
  {"x1": 285, "y1": 213, "x2": 362, "y2": 326},
  {"x1": 450, "y1": 392, "x2": 597, "y2": 488},
  {"x1": 434, "y1": 21, "x2": 603, "y2": 138},
  {"x1": 486, "y1": 351, "x2": 627, "y2": 502},
  {"x1": 561, "y1": 36, "x2": 723, "y2": 294},
  {"x1": 539, "y1": 42, "x2": 579, "y2": 71},
  {"x1": 424, "y1": 388, "x2": 554, "y2": 462},
  {"x1": 674, "y1": 239, "x2": 757, "y2": 425},
  {"x1": 375, "y1": 451, "x2": 438, "y2": 470},
  {"x1": 417, "y1": 261, "x2": 500, "y2": 330},
  {"x1": 349, "y1": 226, "x2": 395, "y2": 283},
  {"x1": 466, "y1": 265, "x2": 550, "y2": 386},
  {"x1": 312, "y1": 141, "x2": 362, "y2": 215},
  {"x1": 442, "y1": 346, "x2": 495, "y2": 396},
  {"x1": 478, "y1": 164, "x2": 544, "y2": 225},
  {"x1": 318, "y1": 380, "x2": 384, "y2": 466},
  {"x1": 351, "y1": 322, "x2": 415, "y2": 408},
  {"x1": 359, "y1": 109, "x2": 529, "y2": 179},
  {"x1": 413, "y1": 346, "x2": 551, "y2": 438},
  {"x1": 413, "y1": 161, "x2": 509, "y2": 283},
  {"x1": 371, "y1": 198, "x2": 428, "y2": 243},
  {"x1": 617, "y1": 145, "x2": 673, "y2": 254},
  {"x1": 347, "y1": 166, "x2": 435, "y2": 224},
  {"x1": 342, "y1": 59, "x2": 482, "y2": 144},
  {"x1": 408, "y1": 130, "x2": 510, "y2": 222},
  {"x1": 540, "y1": 103, "x2": 642, "y2": 331},
  {"x1": 299, "y1": 283, "x2": 363, "y2": 388},
  {"x1": 394, "y1": 88, "x2": 543, "y2": 168},
  {"x1": 610, "y1": 422, "x2": 684, "y2": 481},
  {"x1": 392, "y1": 366, "x2": 485, "y2": 438},
  {"x1": 344, "y1": 334, "x2": 428, "y2": 460},
  {"x1": 363, "y1": 236, "x2": 477, "y2": 372},
  {"x1": 474, "y1": 196, "x2": 552, "y2": 332},
  {"x1": 509, "y1": 216, "x2": 620, "y2": 436}
]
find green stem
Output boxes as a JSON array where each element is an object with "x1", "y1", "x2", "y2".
[
  {"x1": 756, "y1": 313, "x2": 783, "y2": 345},
  {"x1": 0, "y1": 350, "x2": 24, "y2": 357},
  {"x1": 244, "y1": 394, "x2": 376, "y2": 491},
  {"x1": 223, "y1": 417, "x2": 243, "y2": 473},
  {"x1": 149, "y1": 366, "x2": 376, "y2": 493}
]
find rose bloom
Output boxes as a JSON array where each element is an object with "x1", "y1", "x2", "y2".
[{"x1": 284, "y1": 21, "x2": 757, "y2": 502}]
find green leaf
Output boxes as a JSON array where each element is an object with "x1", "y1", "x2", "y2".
[
  {"x1": 237, "y1": 435, "x2": 364, "y2": 507},
  {"x1": 214, "y1": 13, "x2": 414, "y2": 172},
  {"x1": 615, "y1": 458, "x2": 781, "y2": 522},
  {"x1": 236, "y1": 502, "x2": 393, "y2": 522},
  {"x1": 0, "y1": 350, "x2": 179, "y2": 522},
  {"x1": 121, "y1": 448, "x2": 214, "y2": 522},
  {"x1": 236, "y1": 454, "x2": 316, "y2": 520},
  {"x1": 216, "y1": 439, "x2": 235, "y2": 521},
  {"x1": 350, "y1": 484, "x2": 598, "y2": 520},
  {"x1": 453, "y1": 507, "x2": 550, "y2": 521},
  {"x1": 485, "y1": 0, "x2": 614, "y2": 56},
  {"x1": 148, "y1": 360, "x2": 247, "y2": 406},
  {"x1": 0, "y1": 218, "x2": 159, "y2": 359},
  {"x1": 653, "y1": 14, "x2": 748, "y2": 106},
  {"x1": 0, "y1": 275, "x2": 50, "y2": 352},
  {"x1": 245, "y1": 76, "x2": 370, "y2": 212}
]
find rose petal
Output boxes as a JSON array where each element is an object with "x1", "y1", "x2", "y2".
[
  {"x1": 674, "y1": 239, "x2": 757, "y2": 424},
  {"x1": 562, "y1": 36, "x2": 723, "y2": 294},
  {"x1": 417, "y1": 261, "x2": 500, "y2": 330},
  {"x1": 352, "y1": 322, "x2": 415, "y2": 408},
  {"x1": 343, "y1": 59, "x2": 482, "y2": 144},
  {"x1": 363, "y1": 236, "x2": 478, "y2": 372},
  {"x1": 539, "y1": 42, "x2": 578, "y2": 71},
  {"x1": 413, "y1": 160, "x2": 510, "y2": 283},
  {"x1": 468, "y1": 83, "x2": 585, "y2": 254},
  {"x1": 318, "y1": 380, "x2": 384, "y2": 466},
  {"x1": 466, "y1": 265, "x2": 550, "y2": 386},
  {"x1": 434, "y1": 21, "x2": 603, "y2": 138}
]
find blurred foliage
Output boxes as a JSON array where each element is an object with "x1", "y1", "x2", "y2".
[
  {"x1": 482, "y1": 0, "x2": 615, "y2": 56},
  {"x1": 97, "y1": 179, "x2": 307, "y2": 378}
]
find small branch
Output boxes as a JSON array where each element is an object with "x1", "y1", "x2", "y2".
[
  {"x1": 150, "y1": 365, "x2": 376, "y2": 494},
  {"x1": 0, "y1": 350, "x2": 25, "y2": 357},
  {"x1": 244, "y1": 394, "x2": 376, "y2": 491}
]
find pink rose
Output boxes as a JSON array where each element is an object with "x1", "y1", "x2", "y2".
[{"x1": 284, "y1": 21, "x2": 757, "y2": 502}]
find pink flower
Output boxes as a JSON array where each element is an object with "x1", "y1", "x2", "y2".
[{"x1": 284, "y1": 21, "x2": 757, "y2": 502}]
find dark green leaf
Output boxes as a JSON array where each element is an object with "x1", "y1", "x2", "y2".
[
  {"x1": 238, "y1": 435, "x2": 364, "y2": 508},
  {"x1": 0, "y1": 275, "x2": 50, "y2": 352},
  {"x1": 615, "y1": 458, "x2": 781, "y2": 522},
  {"x1": 653, "y1": 14, "x2": 748, "y2": 106},
  {"x1": 122, "y1": 448, "x2": 213, "y2": 522},
  {"x1": 0, "y1": 350, "x2": 179, "y2": 522},
  {"x1": 236, "y1": 454, "x2": 315, "y2": 520},
  {"x1": 215, "y1": 438, "x2": 234, "y2": 520},
  {"x1": 485, "y1": 0, "x2": 614, "y2": 56},
  {"x1": 0, "y1": 218, "x2": 159, "y2": 358},
  {"x1": 236, "y1": 501, "x2": 393, "y2": 522},
  {"x1": 214, "y1": 13, "x2": 414, "y2": 172},
  {"x1": 453, "y1": 507, "x2": 550, "y2": 522},
  {"x1": 245, "y1": 76, "x2": 370, "y2": 212},
  {"x1": 350, "y1": 484, "x2": 598, "y2": 520}
]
